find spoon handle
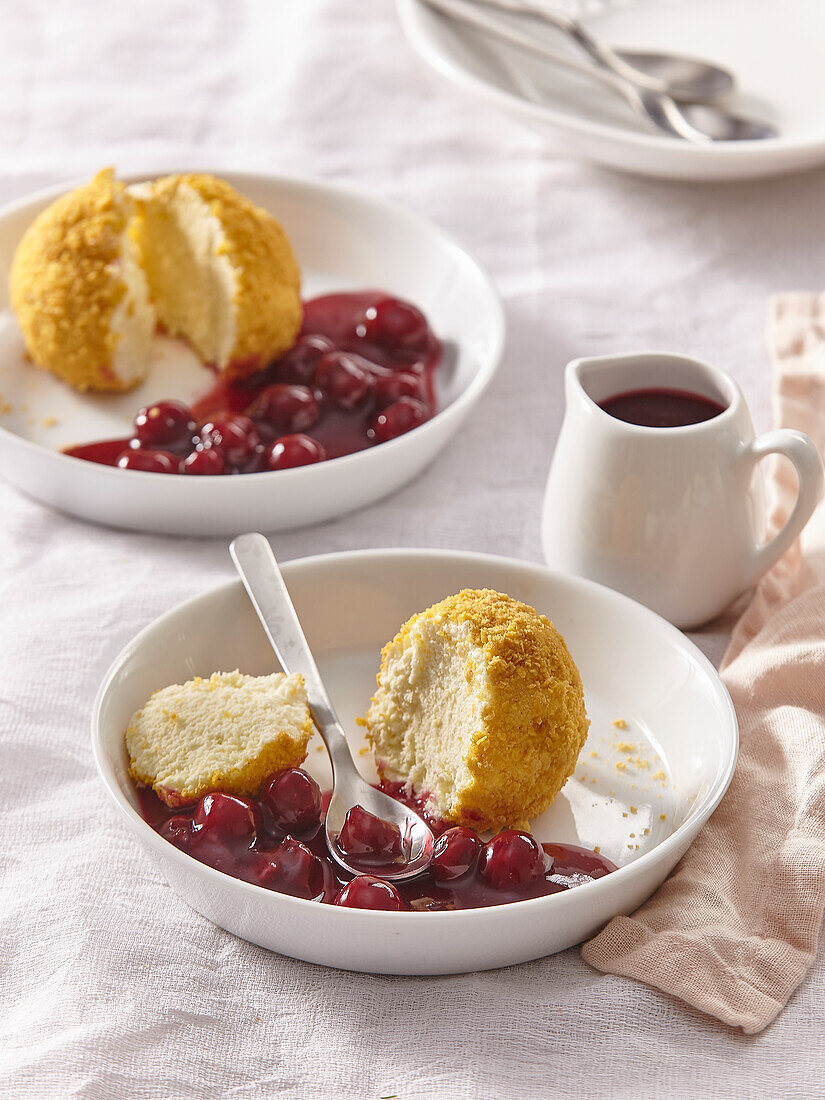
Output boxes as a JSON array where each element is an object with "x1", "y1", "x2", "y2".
[
  {"x1": 421, "y1": 0, "x2": 710, "y2": 142},
  {"x1": 423, "y1": 0, "x2": 624, "y2": 95},
  {"x1": 229, "y1": 533, "x2": 354, "y2": 774}
]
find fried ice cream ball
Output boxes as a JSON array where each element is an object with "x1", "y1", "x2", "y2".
[
  {"x1": 366, "y1": 589, "x2": 589, "y2": 832},
  {"x1": 10, "y1": 169, "x2": 303, "y2": 392}
]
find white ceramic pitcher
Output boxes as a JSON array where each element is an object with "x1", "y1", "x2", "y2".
[{"x1": 542, "y1": 352, "x2": 825, "y2": 628}]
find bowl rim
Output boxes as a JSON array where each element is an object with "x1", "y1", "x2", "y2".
[
  {"x1": 396, "y1": 0, "x2": 825, "y2": 162},
  {"x1": 0, "y1": 167, "x2": 505, "y2": 486},
  {"x1": 91, "y1": 546, "x2": 739, "y2": 923}
]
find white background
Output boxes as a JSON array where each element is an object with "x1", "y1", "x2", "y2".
[{"x1": 1, "y1": 2, "x2": 822, "y2": 1096}]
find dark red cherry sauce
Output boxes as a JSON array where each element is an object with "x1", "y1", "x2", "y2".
[
  {"x1": 136, "y1": 768, "x2": 616, "y2": 912},
  {"x1": 64, "y1": 291, "x2": 441, "y2": 473},
  {"x1": 599, "y1": 387, "x2": 726, "y2": 428}
]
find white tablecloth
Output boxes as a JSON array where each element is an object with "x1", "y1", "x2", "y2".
[{"x1": 2, "y1": 2, "x2": 823, "y2": 1096}]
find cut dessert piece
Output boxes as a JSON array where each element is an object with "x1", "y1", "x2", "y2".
[
  {"x1": 126, "y1": 670, "x2": 314, "y2": 807},
  {"x1": 10, "y1": 169, "x2": 155, "y2": 392},
  {"x1": 366, "y1": 589, "x2": 589, "y2": 833},
  {"x1": 10, "y1": 169, "x2": 303, "y2": 393},
  {"x1": 132, "y1": 172, "x2": 302, "y2": 378}
]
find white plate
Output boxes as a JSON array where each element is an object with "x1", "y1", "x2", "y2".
[
  {"x1": 399, "y1": 0, "x2": 825, "y2": 181},
  {"x1": 0, "y1": 172, "x2": 503, "y2": 535},
  {"x1": 92, "y1": 549, "x2": 738, "y2": 975}
]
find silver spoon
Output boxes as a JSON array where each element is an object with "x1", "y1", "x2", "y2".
[
  {"x1": 423, "y1": 0, "x2": 778, "y2": 143},
  {"x1": 468, "y1": 0, "x2": 734, "y2": 102},
  {"x1": 230, "y1": 532, "x2": 435, "y2": 883}
]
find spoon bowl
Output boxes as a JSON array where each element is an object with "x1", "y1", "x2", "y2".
[
  {"x1": 618, "y1": 49, "x2": 733, "y2": 102},
  {"x1": 676, "y1": 101, "x2": 779, "y2": 141},
  {"x1": 637, "y1": 90, "x2": 779, "y2": 142},
  {"x1": 325, "y1": 786, "x2": 435, "y2": 881},
  {"x1": 230, "y1": 532, "x2": 436, "y2": 883}
]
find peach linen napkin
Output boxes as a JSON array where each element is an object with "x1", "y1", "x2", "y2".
[{"x1": 582, "y1": 293, "x2": 825, "y2": 1034}]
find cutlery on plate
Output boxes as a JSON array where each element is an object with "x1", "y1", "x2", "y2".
[
  {"x1": 422, "y1": 0, "x2": 778, "y2": 142},
  {"x1": 467, "y1": 0, "x2": 734, "y2": 102},
  {"x1": 230, "y1": 532, "x2": 435, "y2": 882}
]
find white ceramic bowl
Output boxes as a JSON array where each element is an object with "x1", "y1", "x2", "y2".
[
  {"x1": 0, "y1": 172, "x2": 503, "y2": 535},
  {"x1": 92, "y1": 549, "x2": 738, "y2": 974},
  {"x1": 399, "y1": 0, "x2": 825, "y2": 182}
]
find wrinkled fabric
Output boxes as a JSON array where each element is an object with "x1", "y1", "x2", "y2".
[
  {"x1": 2, "y1": 1, "x2": 825, "y2": 1097},
  {"x1": 583, "y1": 296, "x2": 825, "y2": 1034}
]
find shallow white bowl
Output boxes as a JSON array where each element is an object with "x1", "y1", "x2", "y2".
[
  {"x1": 0, "y1": 172, "x2": 503, "y2": 535},
  {"x1": 399, "y1": 0, "x2": 825, "y2": 182},
  {"x1": 92, "y1": 549, "x2": 738, "y2": 975}
]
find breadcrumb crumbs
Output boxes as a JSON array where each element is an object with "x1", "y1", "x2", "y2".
[
  {"x1": 613, "y1": 718, "x2": 627, "y2": 729},
  {"x1": 355, "y1": 717, "x2": 367, "y2": 727},
  {"x1": 660, "y1": 813, "x2": 667, "y2": 821},
  {"x1": 42, "y1": 415, "x2": 59, "y2": 427},
  {"x1": 358, "y1": 746, "x2": 369, "y2": 756},
  {"x1": 630, "y1": 806, "x2": 637, "y2": 814},
  {"x1": 616, "y1": 741, "x2": 636, "y2": 753},
  {"x1": 589, "y1": 751, "x2": 598, "y2": 758}
]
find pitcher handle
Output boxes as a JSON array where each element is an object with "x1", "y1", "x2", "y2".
[{"x1": 743, "y1": 429, "x2": 824, "y2": 587}]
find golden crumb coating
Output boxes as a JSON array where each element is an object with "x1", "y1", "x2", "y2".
[
  {"x1": 366, "y1": 588, "x2": 589, "y2": 832},
  {"x1": 126, "y1": 670, "x2": 315, "y2": 807},
  {"x1": 10, "y1": 168, "x2": 147, "y2": 392},
  {"x1": 139, "y1": 173, "x2": 302, "y2": 377}
]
